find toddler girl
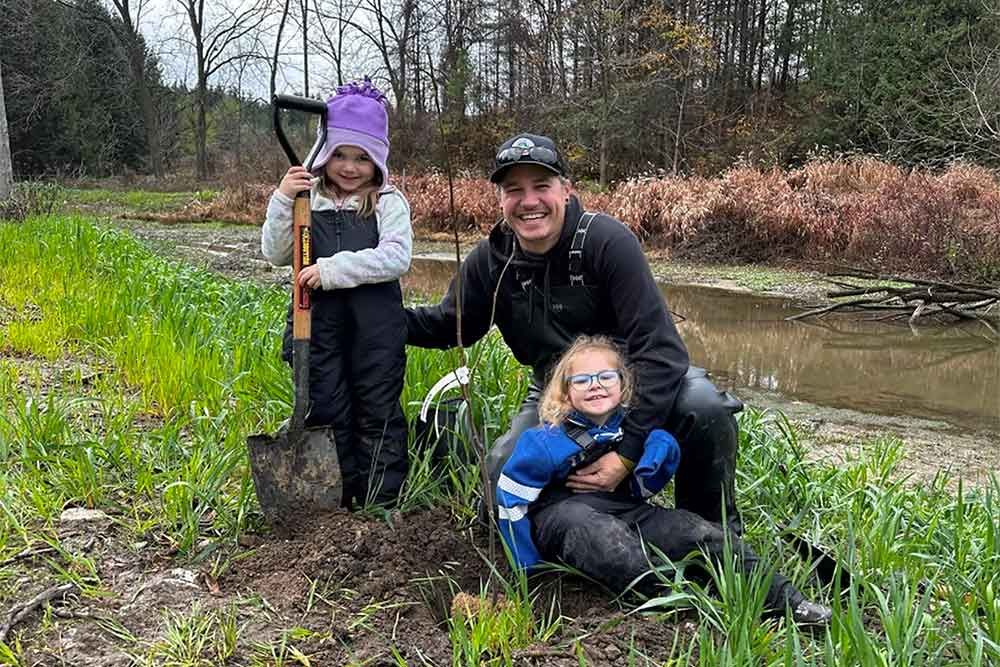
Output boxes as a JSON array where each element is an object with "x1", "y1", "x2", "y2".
[{"x1": 497, "y1": 335, "x2": 832, "y2": 625}]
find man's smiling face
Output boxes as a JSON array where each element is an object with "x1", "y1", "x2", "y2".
[{"x1": 498, "y1": 164, "x2": 570, "y2": 254}]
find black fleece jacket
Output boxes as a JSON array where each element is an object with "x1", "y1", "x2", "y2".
[{"x1": 406, "y1": 196, "x2": 690, "y2": 462}]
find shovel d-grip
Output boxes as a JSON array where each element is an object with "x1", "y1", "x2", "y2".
[{"x1": 272, "y1": 94, "x2": 327, "y2": 429}]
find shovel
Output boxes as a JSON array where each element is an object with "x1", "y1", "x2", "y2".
[{"x1": 247, "y1": 94, "x2": 342, "y2": 525}]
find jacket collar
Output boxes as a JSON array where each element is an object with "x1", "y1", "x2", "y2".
[{"x1": 565, "y1": 407, "x2": 625, "y2": 435}]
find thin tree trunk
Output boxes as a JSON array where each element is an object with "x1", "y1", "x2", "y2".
[
  {"x1": 778, "y1": 0, "x2": 797, "y2": 90},
  {"x1": 755, "y1": 0, "x2": 767, "y2": 90},
  {"x1": 0, "y1": 62, "x2": 12, "y2": 200},
  {"x1": 672, "y1": 65, "x2": 690, "y2": 174},
  {"x1": 302, "y1": 0, "x2": 310, "y2": 96},
  {"x1": 301, "y1": 0, "x2": 311, "y2": 144},
  {"x1": 128, "y1": 46, "x2": 163, "y2": 178},
  {"x1": 271, "y1": 0, "x2": 293, "y2": 99},
  {"x1": 195, "y1": 77, "x2": 209, "y2": 179}
]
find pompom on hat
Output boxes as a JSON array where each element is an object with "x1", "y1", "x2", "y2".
[{"x1": 311, "y1": 78, "x2": 390, "y2": 187}]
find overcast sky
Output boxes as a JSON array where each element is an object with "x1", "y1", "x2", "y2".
[{"x1": 135, "y1": 0, "x2": 379, "y2": 101}]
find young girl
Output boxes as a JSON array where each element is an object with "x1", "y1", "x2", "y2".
[
  {"x1": 496, "y1": 336, "x2": 832, "y2": 626},
  {"x1": 261, "y1": 79, "x2": 412, "y2": 509}
]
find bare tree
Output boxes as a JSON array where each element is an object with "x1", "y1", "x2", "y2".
[
  {"x1": 0, "y1": 61, "x2": 12, "y2": 201},
  {"x1": 56, "y1": 0, "x2": 165, "y2": 177},
  {"x1": 946, "y1": 34, "x2": 1000, "y2": 158},
  {"x1": 349, "y1": 0, "x2": 418, "y2": 113},
  {"x1": 106, "y1": 0, "x2": 164, "y2": 177},
  {"x1": 314, "y1": 0, "x2": 362, "y2": 86},
  {"x1": 300, "y1": 0, "x2": 311, "y2": 96},
  {"x1": 176, "y1": 0, "x2": 269, "y2": 179},
  {"x1": 271, "y1": 0, "x2": 293, "y2": 99}
]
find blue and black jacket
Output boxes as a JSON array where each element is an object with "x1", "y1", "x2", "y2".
[{"x1": 496, "y1": 410, "x2": 681, "y2": 571}]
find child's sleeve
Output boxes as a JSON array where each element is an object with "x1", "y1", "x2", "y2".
[
  {"x1": 261, "y1": 190, "x2": 295, "y2": 266},
  {"x1": 628, "y1": 429, "x2": 681, "y2": 499},
  {"x1": 316, "y1": 189, "x2": 413, "y2": 289},
  {"x1": 496, "y1": 429, "x2": 556, "y2": 571}
]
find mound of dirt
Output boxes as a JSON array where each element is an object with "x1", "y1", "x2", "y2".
[{"x1": 220, "y1": 508, "x2": 695, "y2": 665}]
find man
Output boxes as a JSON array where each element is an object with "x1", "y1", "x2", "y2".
[{"x1": 406, "y1": 133, "x2": 743, "y2": 534}]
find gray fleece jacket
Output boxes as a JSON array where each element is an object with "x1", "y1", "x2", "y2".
[{"x1": 261, "y1": 186, "x2": 412, "y2": 289}]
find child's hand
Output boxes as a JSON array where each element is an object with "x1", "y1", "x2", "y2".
[
  {"x1": 278, "y1": 166, "x2": 314, "y2": 198},
  {"x1": 298, "y1": 264, "x2": 322, "y2": 289}
]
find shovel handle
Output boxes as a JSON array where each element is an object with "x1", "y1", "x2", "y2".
[{"x1": 292, "y1": 195, "x2": 312, "y2": 340}]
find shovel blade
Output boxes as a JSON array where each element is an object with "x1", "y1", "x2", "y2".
[{"x1": 247, "y1": 426, "x2": 342, "y2": 525}]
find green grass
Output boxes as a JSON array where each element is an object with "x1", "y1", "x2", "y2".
[
  {"x1": 60, "y1": 188, "x2": 216, "y2": 212},
  {"x1": 649, "y1": 259, "x2": 821, "y2": 293},
  {"x1": 0, "y1": 214, "x2": 998, "y2": 665}
]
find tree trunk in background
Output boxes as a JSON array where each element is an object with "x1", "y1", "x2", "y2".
[
  {"x1": 113, "y1": 0, "x2": 163, "y2": 178},
  {"x1": 195, "y1": 76, "x2": 209, "y2": 179},
  {"x1": 301, "y1": 0, "x2": 311, "y2": 145},
  {"x1": 179, "y1": 0, "x2": 267, "y2": 180},
  {"x1": 599, "y1": 125, "x2": 608, "y2": 186},
  {"x1": 0, "y1": 62, "x2": 12, "y2": 200},
  {"x1": 129, "y1": 47, "x2": 163, "y2": 178},
  {"x1": 301, "y1": 0, "x2": 310, "y2": 98},
  {"x1": 271, "y1": 0, "x2": 293, "y2": 99}
]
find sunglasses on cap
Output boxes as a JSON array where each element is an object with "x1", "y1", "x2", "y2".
[{"x1": 494, "y1": 146, "x2": 563, "y2": 171}]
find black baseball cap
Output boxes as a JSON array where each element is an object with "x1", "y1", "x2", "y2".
[{"x1": 489, "y1": 133, "x2": 568, "y2": 183}]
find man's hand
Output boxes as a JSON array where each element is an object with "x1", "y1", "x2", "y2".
[
  {"x1": 565, "y1": 452, "x2": 629, "y2": 493},
  {"x1": 297, "y1": 264, "x2": 322, "y2": 289}
]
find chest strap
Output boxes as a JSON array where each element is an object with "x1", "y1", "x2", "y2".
[
  {"x1": 569, "y1": 212, "x2": 597, "y2": 286},
  {"x1": 563, "y1": 419, "x2": 622, "y2": 470}
]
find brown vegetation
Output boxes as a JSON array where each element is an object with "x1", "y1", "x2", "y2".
[
  {"x1": 157, "y1": 158, "x2": 1000, "y2": 281},
  {"x1": 588, "y1": 159, "x2": 1000, "y2": 281}
]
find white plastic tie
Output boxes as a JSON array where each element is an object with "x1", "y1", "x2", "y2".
[{"x1": 419, "y1": 366, "x2": 470, "y2": 423}]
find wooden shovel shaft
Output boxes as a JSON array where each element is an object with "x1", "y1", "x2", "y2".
[
  {"x1": 290, "y1": 190, "x2": 313, "y2": 431},
  {"x1": 292, "y1": 192, "x2": 312, "y2": 340}
]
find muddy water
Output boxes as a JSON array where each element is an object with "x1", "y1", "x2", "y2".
[{"x1": 402, "y1": 258, "x2": 1000, "y2": 433}]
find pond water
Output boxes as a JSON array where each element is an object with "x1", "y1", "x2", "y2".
[{"x1": 402, "y1": 258, "x2": 1000, "y2": 433}]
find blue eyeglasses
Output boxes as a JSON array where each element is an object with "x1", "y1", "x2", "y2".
[{"x1": 565, "y1": 369, "x2": 622, "y2": 391}]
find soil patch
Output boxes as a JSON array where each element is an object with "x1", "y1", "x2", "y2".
[{"x1": 11, "y1": 507, "x2": 697, "y2": 665}]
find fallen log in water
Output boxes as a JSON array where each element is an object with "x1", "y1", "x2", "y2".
[{"x1": 787, "y1": 268, "x2": 1000, "y2": 334}]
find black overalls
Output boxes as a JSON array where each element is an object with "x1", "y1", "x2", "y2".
[{"x1": 282, "y1": 205, "x2": 409, "y2": 509}]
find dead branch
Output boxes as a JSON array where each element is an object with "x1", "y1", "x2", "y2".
[
  {"x1": 0, "y1": 583, "x2": 77, "y2": 642},
  {"x1": 789, "y1": 268, "x2": 1000, "y2": 331},
  {"x1": 0, "y1": 546, "x2": 58, "y2": 567}
]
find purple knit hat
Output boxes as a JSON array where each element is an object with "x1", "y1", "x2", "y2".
[{"x1": 311, "y1": 78, "x2": 390, "y2": 187}]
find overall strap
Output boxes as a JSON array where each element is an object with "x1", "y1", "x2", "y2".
[
  {"x1": 563, "y1": 422, "x2": 596, "y2": 451},
  {"x1": 563, "y1": 419, "x2": 623, "y2": 470},
  {"x1": 569, "y1": 211, "x2": 597, "y2": 286}
]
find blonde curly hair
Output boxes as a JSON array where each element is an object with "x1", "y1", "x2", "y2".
[{"x1": 539, "y1": 335, "x2": 634, "y2": 425}]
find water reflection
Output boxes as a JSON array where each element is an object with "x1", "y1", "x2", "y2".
[{"x1": 403, "y1": 258, "x2": 1000, "y2": 432}]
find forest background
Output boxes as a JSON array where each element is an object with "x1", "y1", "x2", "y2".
[{"x1": 3, "y1": 0, "x2": 1000, "y2": 184}]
